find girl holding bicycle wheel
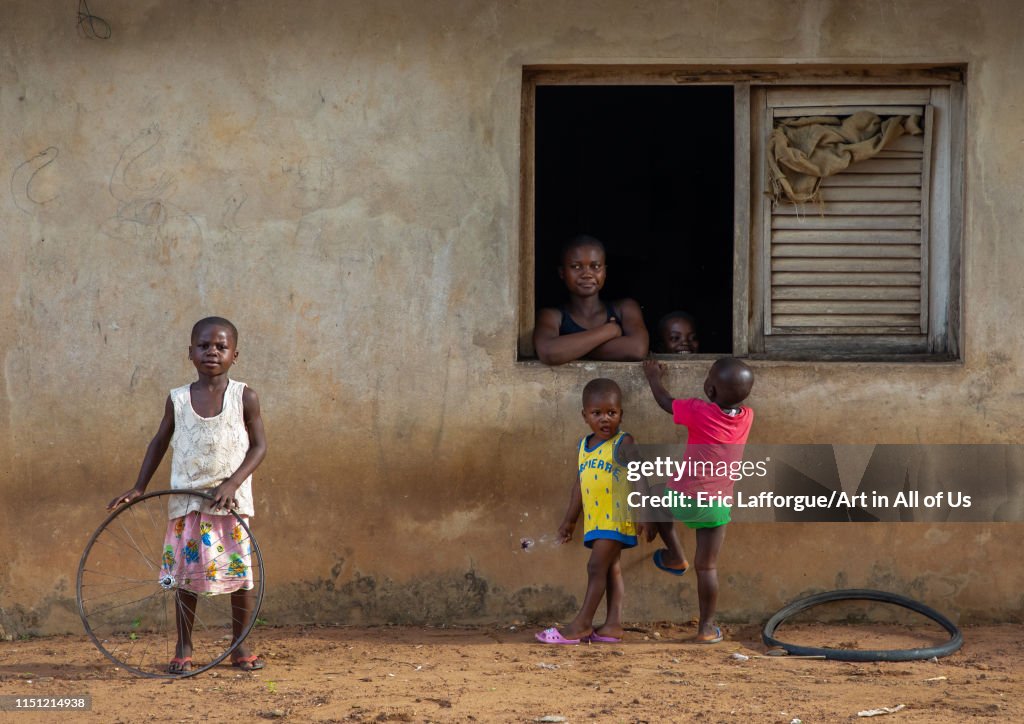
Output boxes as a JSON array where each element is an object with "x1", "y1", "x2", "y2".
[{"x1": 107, "y1": 316, "x2": 268, "y2": 673}]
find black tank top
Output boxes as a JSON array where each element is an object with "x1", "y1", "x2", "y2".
[{"x1": 558, "y1": 304, "x2": 622, "y2": 335}]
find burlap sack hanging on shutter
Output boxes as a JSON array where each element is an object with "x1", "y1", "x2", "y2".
[{"x1": 767, "y1": 110, "x2": 923, "y2": 204}]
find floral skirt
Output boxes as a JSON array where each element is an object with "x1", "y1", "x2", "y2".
[{"x1": 162, "y1": 511, "x2": 254, "y2": 595}]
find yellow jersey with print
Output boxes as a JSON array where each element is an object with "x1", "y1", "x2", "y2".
[{"x1": 578, "y1": 431, "x2": 638, "y2": 548}]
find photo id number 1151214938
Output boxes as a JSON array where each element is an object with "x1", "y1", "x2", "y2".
[{"x1": 0, "y1": 695, "x2": 92, "y2": 711}]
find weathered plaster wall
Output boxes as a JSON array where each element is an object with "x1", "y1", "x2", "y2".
[{"x1": 2, "y1": 0, "x2": 1023, "y2": 634}]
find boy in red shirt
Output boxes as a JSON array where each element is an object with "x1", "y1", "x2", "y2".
[{"x1": 642, "y1": 358, "x2": 755, "y2": 644}]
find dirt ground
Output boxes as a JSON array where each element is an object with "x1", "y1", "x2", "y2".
[{"x1": 0, "y1": 622, "x2": 1020, "y2": 722}]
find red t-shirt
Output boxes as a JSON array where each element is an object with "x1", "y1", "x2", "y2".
[{"x1": 669, "y1": 397, "x2": 754, "y2": 498}]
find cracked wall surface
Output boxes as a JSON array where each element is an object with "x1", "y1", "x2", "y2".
[{"x1": 2, "y1": 0, "x2": 1023, "y2": 634}]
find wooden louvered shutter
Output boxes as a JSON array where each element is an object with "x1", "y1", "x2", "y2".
[{"x1": 759, "y1": 87, "x2": 941, "y2": 354}]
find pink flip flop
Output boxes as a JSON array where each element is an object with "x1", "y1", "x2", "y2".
[
  {"x1": 534, "y1": 627, "x2": 581, "y2": 645},
  {"x1": 586, "y1": 632, "x2": 623, "y2": 643},
  {"x1": 167, "y1": 656, "x2": 192, "y2": 674}
]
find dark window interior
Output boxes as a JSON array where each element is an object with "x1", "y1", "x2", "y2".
[{"x1": 534, "y1": 85, "x2": 735, "y2": 354}]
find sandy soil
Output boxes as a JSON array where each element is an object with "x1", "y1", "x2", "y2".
[{"x1": 0, "y1": 622, "x2": 1020, "y2": 722}]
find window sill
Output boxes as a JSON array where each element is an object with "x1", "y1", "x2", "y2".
[{"x1": 516, "y1": 355, "x2": 963, "y2": 367}]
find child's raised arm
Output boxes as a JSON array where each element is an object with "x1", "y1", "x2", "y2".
[
  {"x1": 534, "y1": 307, "x2": 623, "y2": 365},
  {"x1": 107, "y1": 395, "x2": 175, "y2": 510},
  {"x1": 642, "y1": 360, "x2": 675, "y2": 414},
  {"x1": 211, "y1": 386, "x2": 268, "y2": 511},
  {"x1": 557, "y1": 473, "x2": 584, "y2": 543}
]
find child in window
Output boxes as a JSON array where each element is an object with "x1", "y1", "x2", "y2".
[
  {"x1": 657, "y1": 311, "x2": 699, "y2": 354},
  {"x1": 642, "y1": 357, "x2": 754, "y2": 644},
  {"x1": 533, "y1": 235, "x2": 649, "y2": 365}
]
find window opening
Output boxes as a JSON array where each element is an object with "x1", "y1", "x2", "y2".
[{"x1": 533, "y1": 85, "x2": 735, "y2": 354}]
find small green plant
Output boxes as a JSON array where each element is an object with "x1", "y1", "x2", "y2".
[
  {"x1": 266, "y1": 680, "x2": 277, "y2": 695},
  {"x1": 255, "y1": 617, "x2": 268, "y2": 627}
]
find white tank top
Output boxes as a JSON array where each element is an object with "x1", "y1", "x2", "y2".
[{"x1": 167, "y1": 378, "x2": 254, "y2": 518}]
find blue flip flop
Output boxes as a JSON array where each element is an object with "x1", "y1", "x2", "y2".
[
  {"x1": 653, "y1": 548, "x2": 690, "y2": 576},
  {"x1": 692, "y1": 626, "x2": 724, "y2": 644}
]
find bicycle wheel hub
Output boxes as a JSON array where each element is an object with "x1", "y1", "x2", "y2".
[{"x1": 159, "y1": 574, "x2": 177, "y2": 590}]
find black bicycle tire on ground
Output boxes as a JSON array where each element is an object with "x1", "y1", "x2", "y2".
[
  {"x1": 762, "y1": 588, "x2": 963, "y2": 662},
  {"x1": 76, "y1": 489, "x2": 265, "y2": 678}
]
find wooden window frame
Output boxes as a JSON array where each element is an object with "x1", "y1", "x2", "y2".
[{"x1": 518, "y1": 65, "x2": 964, "y2": 362}]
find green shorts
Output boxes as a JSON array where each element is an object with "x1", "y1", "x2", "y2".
[{"x1": 671, "y1": 495, "x2": 731, "y2": 529}]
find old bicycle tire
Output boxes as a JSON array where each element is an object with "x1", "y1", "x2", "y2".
[{"x1": 762, "y1": 588, "x2": 962, "y2": 662}]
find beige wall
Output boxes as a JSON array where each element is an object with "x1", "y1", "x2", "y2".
[{"x1": 2, "y1": 0, "x2": 1023, "y2": 634}]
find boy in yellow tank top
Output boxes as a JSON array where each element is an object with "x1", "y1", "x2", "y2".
[{"x1": 536, "y1": 378, "x2": 639, "y2": 644}]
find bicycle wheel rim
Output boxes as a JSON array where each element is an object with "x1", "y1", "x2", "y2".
[{"x1": 76, "y1": 489, "x2": 264, "y2": 678}]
